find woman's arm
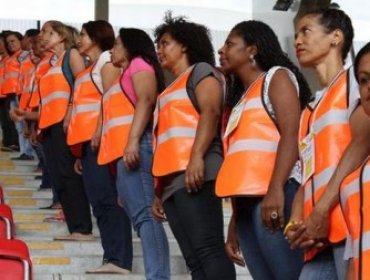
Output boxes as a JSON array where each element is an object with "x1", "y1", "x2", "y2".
[
  {"x1": 63, "y1": 49, "x2": 86, "y2": 132},
  {"x1": 185, "y1": 75, "x2": 223, "y2": 192},
  {"x1": 123, "y1": 70, "x2": 157, "y2": 169},
  {"x1": 261, "y1": 69, "x2": 301, "y2": 231},
  {"x1": 90, "y1": 63, "x2": 121, "y2": 152}
]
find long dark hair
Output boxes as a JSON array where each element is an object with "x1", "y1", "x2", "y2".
[
  {"x1": 227, "y1": 20, "x2": 311, "y2": 109},
  {"x1": 118, "y1": 28, "x2": 165, "y2": 93},
  {"x1": 154, "y1": 11, "x2": 215, "y2": 66}
]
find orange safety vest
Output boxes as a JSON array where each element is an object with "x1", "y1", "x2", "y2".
[
  {"x1": 152, "y1": 67, "x2": 198, "y2": 177},
  {"x1": 17, "y1": 52, "x2": 34, "y2": 95},
  {"x1": 27, "y1": 53, "x2": 53, "y2": 110},
  {"x1": 38, "y1": 52, "x2": 71, "y2": 129},
  {"x1": 67, "y1": 64, "x2": 101, "y2": 145},
  {"x1": 299, "y1": 71, "x2": 349, "y2": 261},
  {"x1": 2, "y1": 49, "x2": 22, "y2": 95},
  {"x1": 97, "y1": 75, "x2": 135, "y2": 165},
  {"x1": 18, "y1": 55, "x2": 36, "y2": 110},
  {"x1": 340, "y1": 157, "x2": 370, "y2": 280},
  {"x1": 0, "y1": 56, "x2": 9, "y2": 98},
  {"x1": 216, "y1": 74, "x2": 281, "y2": 197}
]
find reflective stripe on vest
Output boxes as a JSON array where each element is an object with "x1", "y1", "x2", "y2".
[
  {"x1": 0, "y1": 56, "x2": 9, "y2": 98},
  {"x1": 299, "y1": 70, "x2": 349, "y2": 261},
  {"x1": 67, "y1": 65, "x2": 102, "y2": 145},
  {"x1": 152, "y1": 67, "x2": 198, "y2": 177},
  {"x1": 216, "y1": 74, "x2": 280, "y2": 197},
  {"x1": 28, "y1": 53, "x2": 53, "y2": 109},
  {"x1": 17, "y1": 52, "x2": 34, "y2": 96},
  {"x1": 39, "y1": 52, "x2": 71, "y2": 129},
  {"x1": 340, "y1": 159, "x2": 370, "y2": 280},
  {"x1": 2, "y1": 50, "x2": 22, "y2": 95},
  {"x1": 97, "y1": 77, "x2": 135, "y2": 165},
  {"x1": 18, "y1": 53, "x2": 35, "y2": 109}
]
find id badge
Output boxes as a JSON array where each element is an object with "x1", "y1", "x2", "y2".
[
  {"x1": 299, "y1": 133, "x2": 315, "y2": 185},
  {"x1": 224, "y1": 101, "x2": 245, "y2": 138}
]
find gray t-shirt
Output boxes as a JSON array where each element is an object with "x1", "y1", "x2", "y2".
[{"x1": 160, "y1": 62, "x2": 224, "y2": 201}]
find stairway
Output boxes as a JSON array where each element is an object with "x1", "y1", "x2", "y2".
[{"x1": 0, "y1": 150, "x2": 252, "y2": 279}]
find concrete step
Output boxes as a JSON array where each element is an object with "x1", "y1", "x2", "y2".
[
  {"x1": 0, "y1": 160, "x2": 38, "y2": 172},
  {"x1": 36, "y1": 274, "x2": 193, "y2": 280},
  {"x1": 25, "y1": 238, "x2": 182, "y2": 256},
  {"x1": 32, "y1": 255, "x2": 188, "y2": 274},
  {"x1": 4, "y1": 187, "x2": 52, "y2": 199}
]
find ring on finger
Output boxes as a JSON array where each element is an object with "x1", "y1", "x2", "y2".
[{"x1": 270, "y1": 211, "x2": 279, "y2": 220}]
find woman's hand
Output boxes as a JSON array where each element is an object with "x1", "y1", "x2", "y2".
[
  {"x1": 74, "y1": 159, "x2": 83, "y2": 175},
  {"x1": 261, "y1": 186, "x2": 285, "y2": 231},
  {"x1": 10, "y1": 107, "x2": 26, "y2": 122},
  {"x1": 63, "y1": 106, "x2": 72, "y2": 133},
  {"x1": 123, "y1": 138, "x2": 140, "y2": 170},
  {"x1": 90, "y1": 126, "x2": 101, "y2": 152},
  {"x1": 185, "y1": 155, "x2": 205, "y2": 193},
  {"x1": 151, "y1": 196, "x2": 166, "y2": 223},
  {"x1": 225, "y1": 214, "x2": 245, "y2": 267}
]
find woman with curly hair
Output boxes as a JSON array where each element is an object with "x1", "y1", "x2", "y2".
[
  {"x1": 151, "y1": 13, "x2": 236, "y2": 280},
  {"x1": 216, "y1": 20, "x2": 311, "y2": 279}
]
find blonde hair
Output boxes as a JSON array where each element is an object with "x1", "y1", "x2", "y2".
[{"x1": 43, "y1": 20, "x2": 78, "y2": 49}]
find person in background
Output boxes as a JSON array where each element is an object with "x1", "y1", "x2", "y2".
[
  {"x1": 286, "y1": 9, "x2": 370, "y2": 280},
  {"x1": 1, "y1": 31, "x2": 22, "y2": 151},
  {"x1": 151, "y1": 13, "x2": 236, "y2": 280}
]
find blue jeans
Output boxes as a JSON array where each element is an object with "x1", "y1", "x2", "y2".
[
  {"x1": 116, "y1": 131, "x2": 170, "y2": 280},
  {"x1": 299, "y1": 244, "x2": 347, "y2": 280},
  {"x1": 82, "y1": 143, "x2": 133, "y2": 270},
  {"x1": 236, "y1": 179, "x2": 304, "y2": 280},
  {"x1": 10, "y1": 97, "x2": 32, "y2": 156}
]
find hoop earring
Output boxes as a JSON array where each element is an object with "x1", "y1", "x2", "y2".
[{"x1": 249, "y1": 54, "x2": 256, "y2": 68}]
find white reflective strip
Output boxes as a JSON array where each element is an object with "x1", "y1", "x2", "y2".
[
  {"x1": 340, "y1": 178, "x2": 359, "y2": 208},
  {"x1": 353, "y1": 231, "x2": 370, "y2": 258},
  {"x1": 227, "y1": 139, "x2": 278, "y2": 156},
  {"x1": 312, "y1": 110, "x2": 348, "y2": 134},
  {"x1": 72, "y1": 103, "x2": 100, "y2": 117},
  {"x1": 304, "y1": 166, "x2": 336, "y2": 203},
  {"x1": 41, "y1": 91, "x2": 69, "y2": 106},
  {"x1": 159, "y1": 89, "x2": 188, "y2": 109},
  {"x1": 244, "y1": 97, "x2": 263, "y2": 111},
  {"x1": 157, "y1": 127, "x2": 197, "y2": 145},
  {"x1": 43, "y1": 66, "x2": 63, "y2": 77},
  {"x1": 102, "y1": 115, "x2": 133, "y2": 134},
  {"x1": 74, "y1": 72, "x2": 91, "y2": 89},
  {"x1": 4, "y1": 72, "x2": 18, "y2": 79},
  {"x1": 103, "y1": 84, "x2": 121, "y2": 102},
  {"x1": 304, "y1": 181, "x2": 313, "y2": 203}
]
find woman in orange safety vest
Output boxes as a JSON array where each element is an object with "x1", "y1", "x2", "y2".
[
  {"x1": 151, "y1": 13, "x2": 236, "y2": 279},
  {"x1": 67, "y1": 20, "x2": 133, "y2": 274},
  {"x1": 16, "y1": 21, "x2": 93, "y2": 241},
  {"x1": 216, "y1": 20, "x2": 311, "y2": 280},
  {"x1": 340, "y1": 42, "x2": 370, "y2": 280},
  {"x1": 286, "y1": 9, "x2": 370, "y2": 280},
  {"x1": 100, "y1": 27, "x2": 170, "y2": 279}
]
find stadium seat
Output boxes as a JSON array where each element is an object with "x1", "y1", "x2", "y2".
[{"x1": 0, "y1": 204, "x2": 14, "y2": 239}]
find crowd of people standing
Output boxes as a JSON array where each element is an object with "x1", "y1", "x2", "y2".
[{"x1": 0, "y1": 6, "x2": 369, "y2": 280}]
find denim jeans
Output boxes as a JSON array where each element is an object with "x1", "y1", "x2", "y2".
[
  {"x1": 163, "y1": 181, "x2": 236, "y2": 280},
  {"x1": 116, "y1": 131, "x2": 170, "y2": 279},
  {"x1": 81, "y1": 143, "x2": 133, "y2": 270},
  {"x1": 236, "y1": 179, "x2": 304, "y2": 280},
  {"x1": 9, "y1": 96, "x2": 32, "y2": 155},
  {"x1": 299, "y1": 244, "x2": 347, "y2": 280}
]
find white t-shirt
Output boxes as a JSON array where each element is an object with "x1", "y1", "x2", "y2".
[
  {"x1": 263, "y1": 66, "x2": 302, "y2": 183},
  {"x1": 91, "y1": 51, "x2": 111, "y2": 93}
]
